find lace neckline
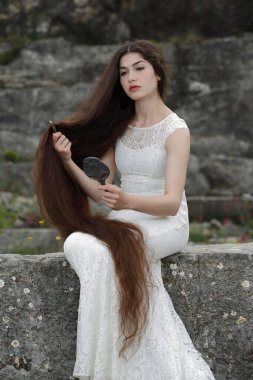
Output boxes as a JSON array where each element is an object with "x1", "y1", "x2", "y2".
[{"x1": 128, "y1": 112, "x2": 175, "y2": 130}]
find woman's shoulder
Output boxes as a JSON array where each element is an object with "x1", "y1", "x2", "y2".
[
  {"x1": 166, "y1": 111, "x2": 189, "y2": 130},
  {"x1": 159, "y1": 112, "x2": 189, "y2": 143}
]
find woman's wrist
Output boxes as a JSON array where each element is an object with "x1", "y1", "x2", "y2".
[
  {"x1": 125, "y1": 193, "x2": 135, "y2": 210},
  {"x1": 61, "y1": 157, "x2": 74, "y2": 168}
]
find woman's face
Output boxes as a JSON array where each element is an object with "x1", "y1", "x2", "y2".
[{"x1": 119, "y1": 52, "x2": 160, "y2": 101}]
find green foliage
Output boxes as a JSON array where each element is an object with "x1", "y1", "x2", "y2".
[
  {"x1": 0, "y1": 34, "x2": 24, "y2": 65},
  {"x1": 243, "y1": 218, "x2": 253, "y2": 238},
  {"x1": 13, "y1": 240, "x2": 63, "y2": 255},
  {"x1": 4, "y1": 150, "x2": 21, "y2": 162},
  {"x1": 189, "y1": 223, "x2": 208, "y2": 243},
  {"x1": 0, "y1": 204, "x2": 16, "y2": 229}
]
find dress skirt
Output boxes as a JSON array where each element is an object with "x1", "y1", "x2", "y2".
[{"x1": 64, "y1": 209, "x2": 216, "y2": 380}]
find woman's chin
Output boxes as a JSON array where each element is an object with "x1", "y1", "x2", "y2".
[{"x1": 127, "y1": 92, "x2": 145, "y2": 101}]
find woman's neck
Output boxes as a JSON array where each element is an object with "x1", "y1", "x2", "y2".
[{"x1": 132, "y1": 95, "x2": 172, "y2": 128}]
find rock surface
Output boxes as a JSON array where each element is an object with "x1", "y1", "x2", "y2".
[
  {"x1": 0, "y1": 0, "x2": 252, "y2": 43},
  {"x1": 0, "y1": 243, "x2": 252, "y2": 379},
  {"x1": 0, "y1": 35, "x2": 253, "y2": 220}
]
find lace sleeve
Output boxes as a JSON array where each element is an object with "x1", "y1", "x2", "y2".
[{"x1": 162, "y1": 117, "x2": 189, "y2": 146}]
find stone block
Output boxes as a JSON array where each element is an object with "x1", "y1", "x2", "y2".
[{"x1": 0, "y1": 243, "x2": 252, "y2": 379}]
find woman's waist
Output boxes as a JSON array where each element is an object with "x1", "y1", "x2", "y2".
[{"x1": 120, "y1": 174, "x2": 165, "y2": 194}]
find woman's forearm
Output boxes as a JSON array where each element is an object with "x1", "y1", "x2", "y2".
[
  {"x1": 62, "y1": 159, "x2": 103, "y2": 203},
  {"x1": 127, "y1": 193, "x2": 181, "y2": 217}
]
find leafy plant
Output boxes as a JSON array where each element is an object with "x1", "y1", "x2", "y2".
[
  {"x1": 0, "y1": 203, "x2": 17, "y2": 229},
  {"x1": 4, "y1": 150, "x2": 21, "y2": 162}
]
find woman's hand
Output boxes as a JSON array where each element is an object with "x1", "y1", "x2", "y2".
[
  {"x1": 98, "y1": 184, "x2": 131, "y2": 210},
  {"x1": 52, "y1": 132, "x2": 72, "y2": 163}
]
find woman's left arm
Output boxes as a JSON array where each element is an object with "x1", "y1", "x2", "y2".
[{"x1": 98, "y1": 128, "x2": 190, "y2": 216}]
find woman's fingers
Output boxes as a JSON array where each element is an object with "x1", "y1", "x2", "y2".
[
  {"x1": 52, "y1": 131, "x2": 62, "y2": 139},
  {"x1": 56, "y1": 135, "x2": 67, "y2": 145},
  {"x1": 102, "y1": 192, "x2": 118, "y2": 200},
  {"x1": 61, "y1": 138, "x2": 70, "y2": 148},
  {"x1": 52, "y1": 132, "x2": 72, "y2": 162},
  {"x1": 53, "y1": 133, "x2": 70, "y2": 149}
]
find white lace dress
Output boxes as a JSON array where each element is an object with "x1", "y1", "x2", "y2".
[{"x1": 64, "y1": 112, "x2": 216, "y2": 380}]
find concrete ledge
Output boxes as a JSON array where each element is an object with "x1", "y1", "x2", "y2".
[{"x1": 0, "y1": 243, "x2": 252, "y2": 380}]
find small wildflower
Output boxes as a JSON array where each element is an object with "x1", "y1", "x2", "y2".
[
  {"x1": 38, "y1": 220, "x2": 45, "y2": 225},
  {"x1": 223, "y1": 217, "x2": 231, "y2": 225},
  {"x1": 24, "y1": 215, "x2": 36, "y2": 227},
  {"x1": 23, "y1": 288, "x2": 30, "y2": 294},
  {"x1": 240, "y1": 232, "x2": 249, "y2": 243},
  {"x1": 222, "y1": 202, "x2": 230, "y2": 213},
  {"x1": 55, "y1": 236, "x2": 61, "y2": 241},
  {"x1": 27, "y1": 236, "x2": 33, "y2": 241}
]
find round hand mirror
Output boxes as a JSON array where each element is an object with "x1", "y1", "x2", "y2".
[{"x1": 83, "y1": 157, "x2": 110, "y2": 185}]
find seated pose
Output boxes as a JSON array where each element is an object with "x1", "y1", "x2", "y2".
[{"x1": 34, "y1": 39, "x2": 216, "y2": 380}]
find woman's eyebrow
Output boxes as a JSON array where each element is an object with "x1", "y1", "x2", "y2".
[{"x1": 119, "y1": 60, "x2": 145, "y2": 69}]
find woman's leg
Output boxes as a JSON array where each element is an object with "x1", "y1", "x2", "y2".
[
  {"x1": 146, "y1": 223, "x2": 189, "y2": 261},
  {"x1": 64, "y1": 232, "x2": 115, "y2": 380}
]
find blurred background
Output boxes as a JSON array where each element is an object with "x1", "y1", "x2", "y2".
[{"x1": 0, "y1": 0, "x2": 253, "y2": 254}]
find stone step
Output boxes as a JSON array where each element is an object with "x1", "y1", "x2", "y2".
[
  {"x1": 0, "y1": 228, "x2": 62, "y2": 255},
  {"x1": 188, "y1": 194, "x2": 253, "y2": 222}
]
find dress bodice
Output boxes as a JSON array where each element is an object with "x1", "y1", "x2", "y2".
[
  {"x1": 115, "y1": 112, "x2": 189, "y2": 196},
  {"x1": 114, "y1": 111, "x2": 190, "y2": 228}
]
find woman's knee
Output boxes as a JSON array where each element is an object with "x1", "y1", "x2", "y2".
[
  {"x1": 64, "y1": 232, "x2": 96, "y2": 254},
  {"x1": 148, "y1": 224, "x2": 189, "y2": 260},
  {"x1": 63, "y1": 231, "x2": 111, "y2": 265}
]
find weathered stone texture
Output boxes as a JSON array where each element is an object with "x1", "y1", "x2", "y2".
[
  {"x1": 0, "y1": 0, "x2": 252, "y2": 43},
  {"x1": 0, "y1": 35, "x2": 253, "y2": 220},
  {"x1": 0, "y1": 243, "x2": 253, "y2": 379}
]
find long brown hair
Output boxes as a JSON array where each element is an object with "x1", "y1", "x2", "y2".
[{"x1": 34, "y1": 39, "x2": 169, "y2": 358}]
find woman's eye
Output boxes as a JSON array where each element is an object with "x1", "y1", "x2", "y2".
[
  {"x1": 136, "y1": 67, "x2": 144, "y2": 71},
  {"x1": 120, "y1": 72, "x2": 127, "y2": 76}
]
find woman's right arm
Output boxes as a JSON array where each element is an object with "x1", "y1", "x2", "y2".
[{"x1": 52, "y1": 132, "x2": 116, "y2": 203}]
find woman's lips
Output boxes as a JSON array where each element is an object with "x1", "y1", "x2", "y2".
[{"x1": 129, "y1": 86, "x2": 141, "y2": 92}]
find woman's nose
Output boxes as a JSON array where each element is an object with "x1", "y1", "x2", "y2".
[{"x1": 127, "y1": 71, "x2": 136, "y2": 82}]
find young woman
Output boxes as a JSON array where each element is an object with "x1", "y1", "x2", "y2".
[{"x1": 34, "y1": 40, "x2": 215, "y2": 379}]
